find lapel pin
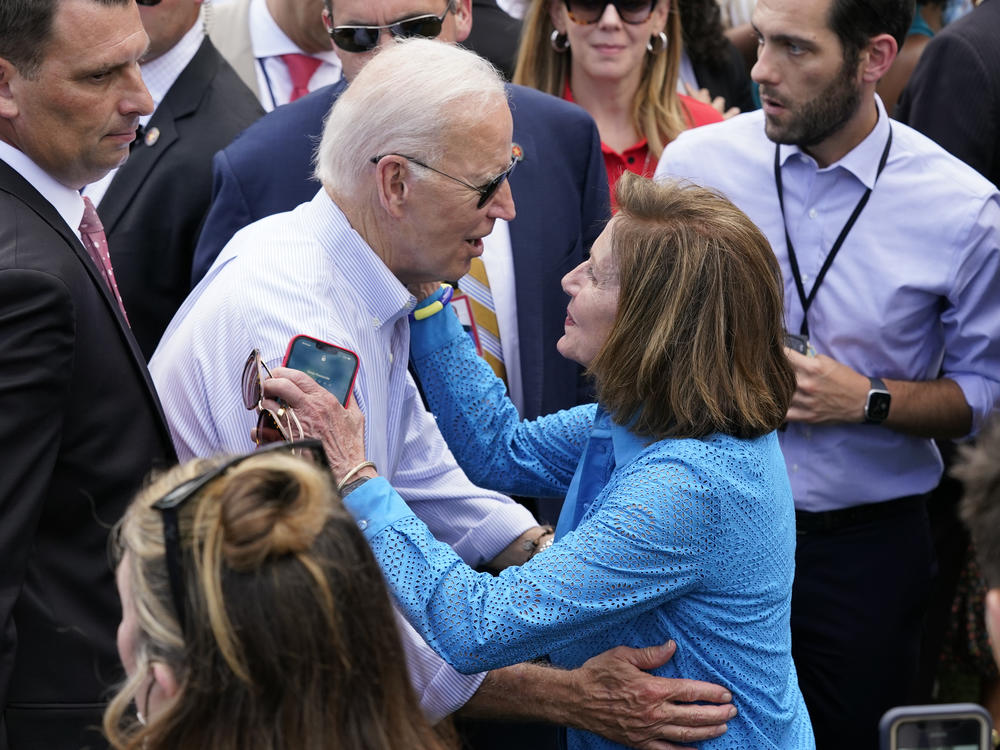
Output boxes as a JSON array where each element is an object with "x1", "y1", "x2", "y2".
[{"x1": 144, "y1": 127, "x2": 160, "y2": 147}]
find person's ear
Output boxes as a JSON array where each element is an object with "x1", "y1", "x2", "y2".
[
  {"x1": 860, "y1": 33, "x2": 898, "y2": 84},
  {"x1": 372, "y1": 157, "x2": 411, "y2": 218},
  {"x1": 151, "y1": 661, "x2": 179, "y2": 699},
  {"x1": 548, "y1": 0, "x2": 566, "y2": 33},
  {"x1": 452, "y1": 0, "x2": 473, "y2": 44},
  {"x1": 0, "y1": 58, "x2": 21, "y2": 119}
]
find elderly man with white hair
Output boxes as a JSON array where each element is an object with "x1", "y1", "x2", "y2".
[{"x1": 151, "y1": 39, "x2": 735, "y2": 745}]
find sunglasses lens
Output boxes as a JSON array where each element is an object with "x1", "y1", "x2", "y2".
[
  {"x1": 391, "y1": 15, "x2": 444, "y2": 39},
  {"x1": 256, "y1": 409, "x2": 290, "y2": 444},
  {"x1": 565, "y1": 0, "x2": 655, "y2": 23},
  {"x1": 330, "y1": 26, "x2": 381, "y2": 53},
  {"x1": 135, "y1": 0, "x2": 162, "y2": 5},
  {"x1": 616, "y1": 0, "x2": 655, "y2": 23},
  {"x1": 242, "y1": 350, "x2": 262, "y2": 409},
  {"x1": 476, "y1": 160, "x2": 516, "y2": 209}
]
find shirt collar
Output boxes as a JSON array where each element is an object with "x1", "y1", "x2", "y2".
[
  {"x1": 139, "y1": 21, "x2": 205, "y2": 123},
  {"x1": 308, "y1": 191, "x2": 415, "y2": 330},
  {"x1": 598, "y1": 409, "x2": 652, "y2": 467},
  {"x1": 0, "y1": 140, "x2": 85, "y2": 239},
  {"x1": 776, "y1": 94, "x2": 891, "y2": 190}
]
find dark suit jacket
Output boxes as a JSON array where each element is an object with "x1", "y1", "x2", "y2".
[
  {"x1": 0, "y1": 161, "x2": 176, "y2": 749},
  {"x1": 193, "y1": 82, "x2": 610, "y2": 421},
  {"x1": 895, "y1": 0, "x2": 999, "y2": 188},
  {"x1": 99, "y1": 38, "x2": 263, "y2": 360},
  {"x1": 465, "y1": 0, "x2": 522, "y2": 81}
]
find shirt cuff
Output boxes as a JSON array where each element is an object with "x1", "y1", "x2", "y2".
[
  {"x1": 410, "y1": 303, "x2": 466, "y2": 359},
  {"x1": 342, "y1": 476, "x2": 412, "y2": 539}
]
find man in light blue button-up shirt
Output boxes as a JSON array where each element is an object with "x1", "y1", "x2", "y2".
[{"x1": 657, "y1": 0, "x2": 1000, "y2": 746}]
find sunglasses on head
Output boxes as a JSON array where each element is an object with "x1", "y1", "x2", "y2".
[
  {"x1": 329, "y1": 0, "x2": 455, "y2": 53},
  {"x1": 151, "y1": 439, "x2": 329, "y2": 634},
  {"x1": 562, "y1": 0, "x2": 658, "y2": 25},
  {"x1": 369, "y1": 153, "x2": 517, "y2": 209}
]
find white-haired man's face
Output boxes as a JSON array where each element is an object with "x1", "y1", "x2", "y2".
[
  {"x1": 324, "y1": 0, "x2": 472, "y2": 81},
  {"x1": 375, "y1": 97, "x2": 516, "y2": 285}
]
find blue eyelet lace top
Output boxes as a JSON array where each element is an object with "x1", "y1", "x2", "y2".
[{"x1": 344, "y1": 310, "x2": 814, "y2": 749}]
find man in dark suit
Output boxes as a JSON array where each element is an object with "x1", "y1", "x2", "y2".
[
  {"x1": 895, "y1": 0, "x2": 999, "y2": 188},
  {"x1": 192, "y1": 0, "x2": 610, "y2": 429},
  {"x1": 86, "y1": 0, "x2": 263, "y2": 360},
  {"x1": 0, "y1": 0, "x2": 176, "y2": 746}
]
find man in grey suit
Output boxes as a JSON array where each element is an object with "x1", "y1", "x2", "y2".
[
  {"x1": 0, "y1": 0, "x2": 176, "y2": 746},
  {"x1": 85, "y1": 0, "x2": 263, "y2": 359}
]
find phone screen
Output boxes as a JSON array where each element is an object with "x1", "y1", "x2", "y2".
[
  {"x1": 896, "y1": 719, "x2": 985, "y2": 750},
  {"x1": 283, "y1": 336, "x2": 359, "y2": 407}
]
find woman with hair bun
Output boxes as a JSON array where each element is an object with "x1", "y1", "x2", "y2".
[{"x1": 104, "y1": 441, "x2": 451, "y2": 750}]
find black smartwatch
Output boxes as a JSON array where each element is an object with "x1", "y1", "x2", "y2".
[{"x1": 864, "y1": 377, "x2": 891, "y2": 424}]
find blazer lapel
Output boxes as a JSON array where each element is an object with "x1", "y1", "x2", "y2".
[
  {"x1": 99, "y1": 38, "x2": 218, "y2": 233},
  {"x1": 505, "y1": 105, "x2": 545, "y2": 419},
  {"x1": 0, "y1": 161, "x2": 175, "y2": 448}
]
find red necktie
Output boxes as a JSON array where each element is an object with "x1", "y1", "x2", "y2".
[
  {"x1": 280, "y1": 53, "x2": 322, "y2": 102},
  {"x1": 79, "y1": 196, "x2": 129, "y2": 324}
]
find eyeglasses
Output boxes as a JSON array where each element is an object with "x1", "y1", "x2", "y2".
[
  {"x1": 151, "y1": 439, "x2": 329, "y2": 634},
  {"x1": 135, "y1": 0, "x2": 162, "y2": 5},
  {"x1": 562, "y1": 0, "x2": 658, "y2": 25},
  {"x1": 370, "y1": 153, "x2": 518, "y2": 209},
  {"x1": 329, "y1": 1, "x2": 455, "y2": 53},
  {"x1": 242, "y1": 348, "x2": 303, "y2": 445}
]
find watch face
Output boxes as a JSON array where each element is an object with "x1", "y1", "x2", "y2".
[{"x1": 866, "y1": 391, "x2": 891, "y2": 422}]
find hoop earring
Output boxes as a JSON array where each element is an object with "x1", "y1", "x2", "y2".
[
  {"x1": 646, "y1": 31, "x2": 668, "y2": 54},
  {"x1": 550, "y1": 30, "x2": 570, "y2": 53}
]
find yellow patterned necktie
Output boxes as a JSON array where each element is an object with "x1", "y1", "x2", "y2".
[{"x1": 461, "y1": 257, "x2": 507, "y2": 385}]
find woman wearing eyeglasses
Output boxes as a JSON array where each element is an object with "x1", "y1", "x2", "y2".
[
  {"x1": 270, "y1": 176, "x2": 815, "y2": 748},
  {"x1": 102, "y1": 442, "x2": 452, "y2": 750},
  {"x1": 513, "y1": 0, "x2": 722, "y2": 204}
]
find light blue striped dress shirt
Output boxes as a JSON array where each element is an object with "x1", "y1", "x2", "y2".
[
  {"x1": 656, "y1": 96, "x2": 1000, "y2": 512},
  {"x1": 150, "y1": 189, "x2": 539, "y2": 719}
]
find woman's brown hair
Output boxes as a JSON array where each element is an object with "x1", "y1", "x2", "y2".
[
  {"x1": 512, "y1": 0, "x2": 688, "y2": 159},
  {"x1": 590, "y1": 173, "x2": 796, "y2": 441},
  {"x1": 104, "y1": 451, "x2": 452, "y2": 750}
]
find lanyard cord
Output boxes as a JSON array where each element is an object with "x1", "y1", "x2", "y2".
[{"x1": 774, "y1": 126, "x2": 893, "y2": 337}]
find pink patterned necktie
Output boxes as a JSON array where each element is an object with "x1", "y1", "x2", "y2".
[
  {"x1": 280, "y1": 53, "x2": 322, "y2": 102},
  {"x1": 79, "y1": 196, "x2": 129, "y2": 324}
]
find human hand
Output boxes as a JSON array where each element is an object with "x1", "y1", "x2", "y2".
[
  {"x1": 784, "y1": 349, "x2": 869, "y2": 424},
  {"x1": 684, "y1": 83, "x2": 740, "y2": 119},
  {"x1": 261, "y1": 366, "x2": 374, "y2": 484},
  {"x1": 567, "y1": 640, "x2": 735, "y2": 749}
]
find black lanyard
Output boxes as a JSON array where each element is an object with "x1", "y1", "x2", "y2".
[{"x1": 774, "y1": 126, "x2": 893, "y2": 337}]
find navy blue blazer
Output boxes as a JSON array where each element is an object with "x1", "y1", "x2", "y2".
[{"x1": 193, "y1": 82, "x2": 610, "y2": 421}]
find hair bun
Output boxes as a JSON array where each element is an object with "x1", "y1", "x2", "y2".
[{"x1": 216, "y1": 465, "x2": 332, "y2": 571}]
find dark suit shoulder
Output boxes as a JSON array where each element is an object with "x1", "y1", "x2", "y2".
[
  {"x1": 507, "y1": 83, "x2": 597, "y2": 126},
  {"x1": 222, "y1": 80, "x2": 346, "y2": 168}
]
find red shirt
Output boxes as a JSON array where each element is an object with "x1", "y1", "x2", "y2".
[{"x1": 563, "y1": 85, "x2": 723, "y2": 204}]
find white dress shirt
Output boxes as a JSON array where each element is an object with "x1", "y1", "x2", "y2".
[
  {"x1": 151, "y1": 190, "x2": 540, "y2": 718},
  {"x1": 248, "y1": 0, "x2": 341, "y2": 111},
  {"x1": 657, "y1": 96, "x2": 1000, "y2": 512}
]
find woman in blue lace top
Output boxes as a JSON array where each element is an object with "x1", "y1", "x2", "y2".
[{"x1": 273, "y1": 174, "x2": 814, "y2": 748}]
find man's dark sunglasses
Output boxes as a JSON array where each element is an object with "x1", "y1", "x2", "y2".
[
  {"x1": 136, "y1": 0, "x2": 162, "y2": 6},
  {"x1": 563, "y1": 0, "x2": 658, "y2": 25},
  {"x1": 329, "y1": 1, "x2": 455, "y2": 53},
  {"x1": 370, "y1": 153, "x2": 517, "y2": 209},
  {"x1": 151, "y1": 439, "x2": 328, "y2": 634}
]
